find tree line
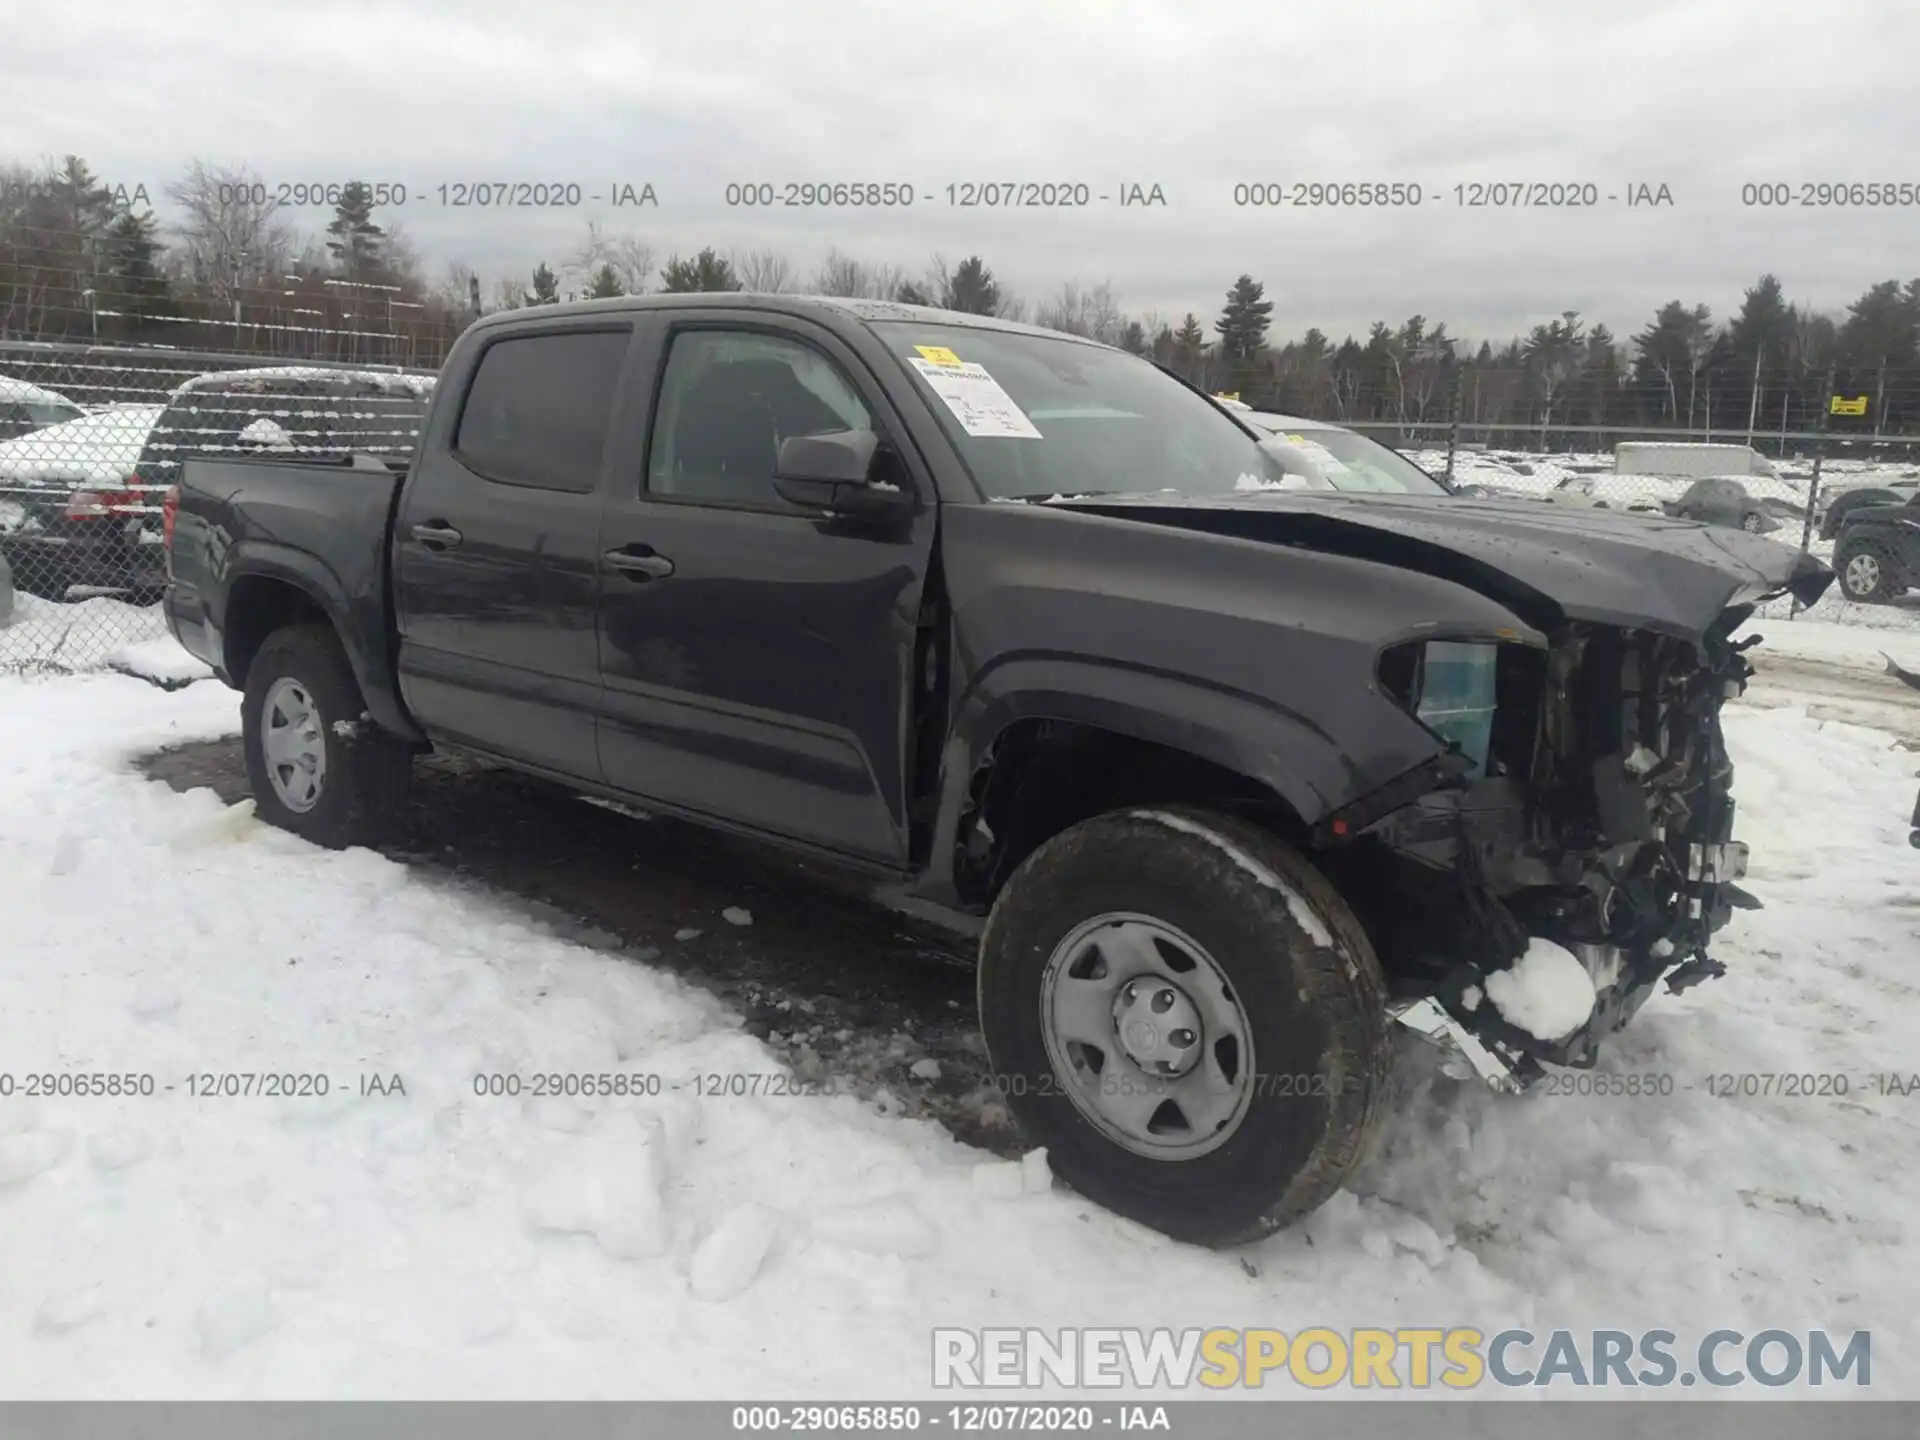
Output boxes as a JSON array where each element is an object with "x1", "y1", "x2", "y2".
[{"x1": 3, "y1": 155, "x2": 1917, "y2": 440}]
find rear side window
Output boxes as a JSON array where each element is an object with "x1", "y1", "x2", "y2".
[{"x1": 455, "y1": 330, "x2": 629, "y2": 493}]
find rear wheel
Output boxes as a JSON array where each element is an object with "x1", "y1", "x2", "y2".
[
  {"x1": 1835, "y1": 538, "x2": 1903, "y2": 604},
  {"x1": 242, "y1": 624, "x2": 412, "y2": 848},
  {"x1": 1741, "y1": 511, "x2": 1766, "y2": 533},
  {"x1": 977, "y1": 805, "x2": 1394, "y2": 1246}
]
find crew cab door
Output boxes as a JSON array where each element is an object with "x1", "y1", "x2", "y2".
[
  {"x1": 393, "y1": 322, "x2": 637, "y2": 779},
  {"x1": 594, "y1": 312, "x2": 937, "y2": 866}
]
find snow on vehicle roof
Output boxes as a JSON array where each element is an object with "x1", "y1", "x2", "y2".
[
  {"x1": 0, "y1": 374, "x2": 81, "y2": 409},
  {"x1": 1245, "y1": 410, "x2": 1348, "y2": 433},
  {"x1": 175, "y1": 366, "x2": 437, "y2": 397},
  {"x1": 0, "y1": 402, "x2": 165, "y2": 484}
]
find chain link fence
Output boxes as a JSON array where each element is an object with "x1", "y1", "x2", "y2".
[
  {"x1": 6, "y1": 340, "x2": 1918, "y2": 677},
  {"x1": 1, "y1": 339, "x2": 431, "y2": 674}
]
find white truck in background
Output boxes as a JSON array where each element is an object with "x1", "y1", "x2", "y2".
[{"x1": 1613, "y1": 442, "x2": 1778, "y2": 479}]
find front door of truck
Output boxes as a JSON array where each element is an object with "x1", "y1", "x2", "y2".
[
  {"x1": 393, "y1": 322, "x2": 637, "y2": 779},
  {"x1": 593, "y1": 313, "x2": 937, "y2": 866}
]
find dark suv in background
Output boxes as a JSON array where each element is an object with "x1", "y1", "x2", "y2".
[
  {"x1": 1832, "y1": 491, "x2": 1920, "y2": 604},
  {"x1": 0, "y1": 365, "x2": 433, "y2": 603}
]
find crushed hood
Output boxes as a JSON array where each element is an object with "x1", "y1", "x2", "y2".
[{"x1": 1059, "y1": 490, "x2": 1834, "y2": 643}]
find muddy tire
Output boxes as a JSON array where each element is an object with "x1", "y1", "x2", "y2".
[
  {"x1": 1835, "y1": 537, "x2": 1903, "y2": 604},
  {"x1": 977, "y1": 805, "x2": 1394, "y2": 1246},
  {"x1": 242, "y1": 623, "x2": 411, "y2": 849}
]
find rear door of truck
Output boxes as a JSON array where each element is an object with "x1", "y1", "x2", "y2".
[
  {"x1": 591, "y1": 308, "x2": 939, "y2": 866},
  {"x1": 392, "y1": 320, "x2": 636, "y2": 780}
]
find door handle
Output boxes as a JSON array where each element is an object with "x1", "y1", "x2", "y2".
[
  {"x1": 603, "y1": 545, "x2": 675, "y2": 580},
  {"x1": 410, "y1": 521, "x2": 463, "y2": 550}
]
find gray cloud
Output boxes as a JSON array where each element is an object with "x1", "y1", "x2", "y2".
[{"x1": 5, "y1": 0, "x2": 1916, "y2": 339}]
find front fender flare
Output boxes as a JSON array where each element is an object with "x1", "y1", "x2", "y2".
[{"x1": 915, "y1": 654, "x2": 1417, "y2": 906}]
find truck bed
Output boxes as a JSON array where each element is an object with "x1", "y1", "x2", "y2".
[{"x1": 164, "y1": 453, "x2": 410, "y2": 706}]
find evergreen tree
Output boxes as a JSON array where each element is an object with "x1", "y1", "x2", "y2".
[
  {"x1": 1213, "y1": 274, "x2": 1272, "y2": 360},
  {"x1": 102, "y1": 208, "x2": 170, "y2": 335},
  {"x1": 895, "y1": 279, "x2": 932, "y2": 305},
  {"x1": 527, "y1": 262, "x2": 560, "y2": 304},
  {"x1": 47, "y1": 156, "x2": 117, "y2": 239},
  {"x1": 659, "y1": 247, "x2": 740, "y2": 292},
  {"x1": 324, "y1": 182, "x2": 387, "y2": 277},
  {"x1": 941, "y1": 256, "x2": 1001, "y2": 315},
  {"x1": 1632, "y1": 301, "x2": 1714, "y2": 423},
  {"x1": 1149, "y1": 323, "x2": 1176, "y2": 366},
  {"x1": 1119, "y1": 319, "x2": 1147, "y2": 355},
  {"x1": 587, "y1": 263, "x2": 623, "y2": 298},
  {"x1": 1172, "y1": 313, "x2": 1209, "y2": 383},
  {"x1": 1838, "y1": 279, "x2": 1919, "y2": 431}
]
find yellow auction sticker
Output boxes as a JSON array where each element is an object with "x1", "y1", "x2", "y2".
[{"x1": 915, "y1": 345, "x2": 964, "y2": 366}]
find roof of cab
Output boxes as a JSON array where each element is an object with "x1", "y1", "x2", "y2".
[{"x1": 467, "y1": 291, "x2": 1117, "y2": 348}]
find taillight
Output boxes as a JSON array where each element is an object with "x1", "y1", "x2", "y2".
[{"x1": 162, "y1": 485, "x2": 180, "y2": 549}]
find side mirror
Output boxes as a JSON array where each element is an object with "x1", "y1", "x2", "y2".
[{"x1": 771, "y1": 430, "x2": 912, "y2": 519}]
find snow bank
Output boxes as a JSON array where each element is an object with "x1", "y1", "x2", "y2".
[{"x1": 107, "y1": 636, "x2": 215, "y2": 689}]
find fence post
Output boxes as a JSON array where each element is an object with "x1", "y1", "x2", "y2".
[
  {"x1": 1789, "y1": 363, "x2": 1836, "y2": 620},
  {"x1": 1444, "y1": 358, "x2": 1462, "y2": 484}
]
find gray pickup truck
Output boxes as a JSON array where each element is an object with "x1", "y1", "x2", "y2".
[{"x1": 163, "y1": 294, "x2": 1830, "y2": 1245}]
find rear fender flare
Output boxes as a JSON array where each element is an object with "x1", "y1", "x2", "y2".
[{"x1": 217, "y1": 544, "x2": 419, "y2": 741}]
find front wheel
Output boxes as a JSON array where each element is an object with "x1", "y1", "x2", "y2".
[
  {"x1": 1835, "y1": 539, "x2": 1903, "y2": 604},
  {"x1": 977, "y1": 806, "x2": 1394, "y2": 1246},
  {"x1": 242, "y1": 623, "x2": 412, "y2": 848}
]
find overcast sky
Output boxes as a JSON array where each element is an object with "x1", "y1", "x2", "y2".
[{"x1": 4, "y1": 0, "x2": 1916, "y2": 342}]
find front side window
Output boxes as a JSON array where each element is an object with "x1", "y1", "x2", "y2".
[
  {"x1": 456, "y1": 329, "x2": 630, "y2": 493},
  {"x1": 646, "y1": 330, "x2": 874, "y2": 506}
]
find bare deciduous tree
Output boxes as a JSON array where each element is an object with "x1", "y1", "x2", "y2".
[
  {"x1": 566, "y1": 220, "x2": 655, "y2": 296},
  {"x1": 163, "y1": 160, "x2": 295, "y2": 302},
  {"x1": 733, "y1": 248, "x2": 793, "y2": 293}
]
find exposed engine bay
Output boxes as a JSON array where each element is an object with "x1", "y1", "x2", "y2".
[{"x1": 1325, "y1": 605, "x2": 1767, "y2": 1088}]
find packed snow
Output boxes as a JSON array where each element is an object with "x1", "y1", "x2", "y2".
[
  {"x1": 0, "y1": 651, "x2": 1916, "y2": 1397},
  {"x1": 1484, "y1": 938, "x2": 1598, "y2": 1041}
]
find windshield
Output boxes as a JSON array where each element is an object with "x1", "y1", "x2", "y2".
[
  {"x1": 873, "y1": 322, "x2": 1283, "y2": 501},
  {"x1": 1243, "y1": 417, "x2": 1449, "y2": 495}
]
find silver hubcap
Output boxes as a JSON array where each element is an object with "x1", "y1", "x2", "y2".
[
  {"x1": 261, "y1": 677, "x2": 326, "y2": 813},
  {"x1": 1742, "y1": 512, "x2": 1763, "y2": 533},
  {"x1": 1845, "y1": 552, "x2": 1880, "y2": 595},
  {"x1": 1040, "y1": 913, "x2": 1256, "y2": 1160}
]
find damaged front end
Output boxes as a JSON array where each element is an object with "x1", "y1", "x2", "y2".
[{"x1": 1320, "y1": 606, "x2": 1771, "y2": 1091}]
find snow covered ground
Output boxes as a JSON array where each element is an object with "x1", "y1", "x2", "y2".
[{"x1": 0, "y1": 646, "x2": 1915, "y2": 1399}]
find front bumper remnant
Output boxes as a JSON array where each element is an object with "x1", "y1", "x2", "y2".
[{"x1": 1389, "y1": 996, "x2": 1523, "y2": 1094}]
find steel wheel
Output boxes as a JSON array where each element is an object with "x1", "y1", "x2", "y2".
[
  {"x1": 1741, "y1": 511, "x2": 1765, "y2": 533},
  {"x1": 1844, "y1": 550, "x2": 1882, "y2": 599},
  {"x1": 261, "y1": 676, "x2": 327, "y2": 813},
  {"x1": 1040, "y1": 912, "x2": 1256, "y2": 1160}
]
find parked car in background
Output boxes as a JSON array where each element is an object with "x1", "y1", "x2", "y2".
[
  {"x1": 1239, "y1": 411, "x2": 1452, "y2": 493},
  {"x1": 1663, "y1": 477, "x2": 1782, "y2": 534},
  {"x1": 1, "y1": 366, "x2": 434, "y2": 604},
  {"x1": 0, "y1": 375, "x2": 86, "y2": 441},
  {"x1": 129, "y1": 364, "x2": 436, "y2": 496},
  {"x1": 0, "y1": 403, "x2": 166, "y2": 600},
  {"x1": 1831, "y1": 493, "x2": 1920, "y2": 604}
]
